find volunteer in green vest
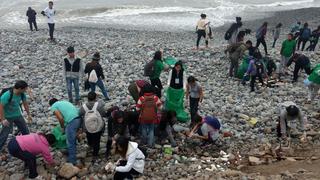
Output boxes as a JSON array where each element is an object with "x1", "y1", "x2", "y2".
[
  {"x1": 0, "y1": 80, "x2": 32, "y2": 156},
  {"x1": 49, "y1": 98, "x2": 80, "y2": 165},
  {"x1": 306, "y1": 64, "x2": 320, "y2": 102},
  {"x1": 149, "y1": 50, "x2": 169, "y2": 98},
  {"x1": 280, "y1": 33, "x2": 296, "y2": 75}
]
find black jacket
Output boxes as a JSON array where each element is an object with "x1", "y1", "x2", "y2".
[
  {"x1": 287, "y1": 54, "x2": 310, "y2": 67},
  {"x1": 84, "y1": 62, "x2": 105, "y2": 79},
  {"x1": 26, "y1": 9, "x2": 37, "y2": 22}
]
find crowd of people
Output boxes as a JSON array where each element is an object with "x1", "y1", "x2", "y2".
[{"x1": 0, "y1": 7, "x2": 318, "y2": 180}]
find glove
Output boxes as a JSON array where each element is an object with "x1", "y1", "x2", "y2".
[
  {"x1": 105, "y1": 162, "x2": 116, "y2": 173},
  {"x1": 1, "y1": 120, "x2": 10, "y2": 127}
]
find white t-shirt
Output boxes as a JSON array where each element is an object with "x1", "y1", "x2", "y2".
[{"x1": 44, "y1": 7, "x2": 55, "y2": 24}]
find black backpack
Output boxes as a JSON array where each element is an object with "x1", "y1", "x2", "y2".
[
  {"x1": 144, "y1": 59, "x2": 156, "y2": 77},
  {"x1": 0, "y1": 88, "x2": 24, "y2": 104},
  {"x1": 255, "y1": 61, "x2": 264, "y2": 75}
]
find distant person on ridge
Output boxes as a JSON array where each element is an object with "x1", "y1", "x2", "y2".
[
  {"x1": 225, "y1": 17, "x2": 242, "y2": 45},
  {"x1": 42, "y1": 1, "x2": 56, "y2": 41},
  {"x1": 291, "y1": 21, "x2": 302, "y2": 39},
  {"x1": 256, "y1": 22, "x2": 268, "y2": 55},
  {"x1": 195, "y1": 14, "x2": 210, "y2": 50},
  {"x1": 26, "y1": 7, "x2": 38, "y2": 31},
  {"x1": 297, "y1": 22, "x2": 311, "y2": 51},
  {"x1": 272, "y1": 23, "x2": 282, "y2": 48},
  {"x1": 306, "y1": 26, "x2": 320, "y2": 51}
]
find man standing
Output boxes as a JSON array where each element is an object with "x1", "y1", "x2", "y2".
[
  {"x1": 280, "y1": 33, "x2": 296, "y2": 75},
  {"x1": 0, "y1": 81, "x2": 32, "y2": 154},
  {"x1": 49, "y1": 98, "x2": 81, "y2": 165},
  {"x1": 26, "y1": 7, "x2": 38, "y2": 31},
  {"x1": 42, "y1": 1, "x2": 56, "y2": 41},
  {"x1": 63, "y1": 46, "x2": 83, "y2": 104},
  {"x1": 225, "y1": 17, "x2": 242, "y2": 45}
]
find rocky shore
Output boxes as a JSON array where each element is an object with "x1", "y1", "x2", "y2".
[{"x1": 1, "y1": 7, "x2": 320, "y2": 180}]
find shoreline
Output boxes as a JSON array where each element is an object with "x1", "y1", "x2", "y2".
[{"x1": 1, "y1": 7, "x2": 320, "y2": 33}]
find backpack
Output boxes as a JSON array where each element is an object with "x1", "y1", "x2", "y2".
[
  {"x1": 255, "y1": 27, "x2": 263, "y2": 39},
  {"x1": 228, "y1": 43, "x2": 241, "y2": 54},
  {"x1": 0, "y1": 88, "x2": 24, "y2": 104},
  {"x1": 255, "y1": 60, "x2": 264, "y2": 75},
  {"x1": 144, "y1": 59, "x2": 156, "y2": 77},
  {"x1": 139, "y1": 95, "x2": 158, "y2": 124},
  {"x1": 83, "y1": 102, "x2": 104, "y2": 133},
  {"x1": 88, "y1": 70, "x2": 98, "y2": 83},
  {"x1": 301, "y1": 28, "x2": 311, "y2": 39}
]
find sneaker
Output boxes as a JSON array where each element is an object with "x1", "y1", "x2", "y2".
[{"x1": 27, "y1": 175, "x2": 45, "y2": 180}]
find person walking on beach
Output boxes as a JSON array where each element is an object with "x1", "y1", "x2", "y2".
[
  {"x1": 272, "y1": 23, "x2": 282, "y2": 48},
  {"x1": 225, "y1": 33, "x2": 247, "y2": 77},
  {"x1": 225, "y1": 17, "x2": 242, "y2": 45},
  {"x1": 280, "y1": 33, "x2": 296, "y2": 75},
  {"x1": 85, "y1": 52, "x2": 111, "y2": 101},
  {"x1": 256, "y1": 22, "x2": 268, "y2": 55},
  {"x1": 0, "y1": 81, "x2": 32, "y2": 157},
  {"x1": 306, "y1": 26, "x2": 320, "y2": 51},
  {"x1": 297, "y1": 23, "x2": 311, "y2": 51},
  {"x1": 63, "y1": 46, "x2": 83, "y2": 104},
  {"x1": 49, "y1": 98, "x2": 81, "y2": 165},
  {"x1": 149, "y1": 50, "x2": 169, "y2": 98},
  {"x1": 291, "y1": 21, "x2": 302, "y2": 39},
  {"x1": 42, "y1": 1, "x2": 56, "y2": 41},
  {"x1": 196, "y1": 14, "x2": 210, "y2": 50},
  {"x1": 26, "y1": 7, "x2": 38, "y2": 31}
]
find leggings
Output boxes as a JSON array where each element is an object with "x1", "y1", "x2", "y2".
[{"x1": 256, "y1": 37, "x2": 268, "y2": 55}]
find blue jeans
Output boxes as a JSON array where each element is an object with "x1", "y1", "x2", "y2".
[
  {"x1": 65, "y1": 117, "x2": 81, "y2": 165},
  {"x1": 140, "y1": 124, "x2": 155, "y2": 147},
  {"x1": 66, "y1": 77, "x2": 80, "y2": 102},
  {"x1": 0, "y1": 116, "x2": 29, "y2": 151},
  {"x1": 89, "y1": 78, "x2": 110, "y2": 99}
]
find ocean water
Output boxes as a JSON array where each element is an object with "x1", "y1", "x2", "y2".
[{"x1": 0, "y1": 0, "x2": 319, "y2": 30}]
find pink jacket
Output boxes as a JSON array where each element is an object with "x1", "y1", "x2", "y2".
[{"x1": 16, "y1": 133, "x2": 54, "y2": 164}]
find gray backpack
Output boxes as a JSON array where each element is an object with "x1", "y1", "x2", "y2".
[{"x1": 83, "y1": 102, "x2": 104, "y2": 133}]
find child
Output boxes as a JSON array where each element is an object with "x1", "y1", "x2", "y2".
[
  {"x1": 105, "y1": 136, "x2": 145, "y2": 180},
  {"x1": 245, "y1": 51, "x2": 268, "y2": 92},
  {"x1": 136, "y1": 85, "x2": 162, "y2": 147},
  {"x1": 186, "y1": 76, "x2": 204, "y2": 121},
  {"x1": 8, "y1": 133, "x2": 56, "y2": 179},
  {"x1": 157, "y1": 110, "x2": 178, "y2": 147}
]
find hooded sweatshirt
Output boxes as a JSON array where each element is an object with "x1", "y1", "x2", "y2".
[{"x1": 115, "y1": 141, "x2": 145, "y2": 173}]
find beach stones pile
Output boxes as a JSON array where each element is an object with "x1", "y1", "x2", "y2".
[{"x1": 0, "y1": 27, "x2": 320, "y2": 179}]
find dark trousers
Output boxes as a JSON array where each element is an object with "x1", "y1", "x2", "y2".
[
  {"x1": 250, "y1": 74, "x2": 264, "y2": 91},
  {"x1": 297, "y1": 38, "x2": 308, "y2": 51},
  {"x1": 272, "y1": 38, "x2": 278, "y2": 48},
  {"x1": 190, "y1": 97, "x2": 200, "y2": 122},
  {"x1": 229, "y1": 58, "x2": 239, "y2": 77},
  {"x1": 8, "y1": 138, "x2": 38, "y2": 178},
  {"x1": 28, "y1": 20, "x2": 38, "y2": 31},
  {"x1": 150, "y1": 78, "x2": 163, "y2": 98},
  {"x1": 114, "y1": 160, "x2": 140, "y2": 180},
  {"x1": 48, "y1": 23, "x2": 55, "y2": 40},
  {"x1": 306, "y1": 40, "x2": 318, "y2": 51},
  {"x1": 106, "y1": 137, "x2": 113, "y2": 158},
  {"x1": 196, "y1": 30, "x2": 208, "y2": 48},
  {"x1": 293, "y1": 64, "x2": 311, "y2": 82},
  {"x1": 86, "y1": 130, "x2": 103, "y2": 156},
  {"x1": 256, "y1": 37, "x2": 268, "y2": 55}
]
